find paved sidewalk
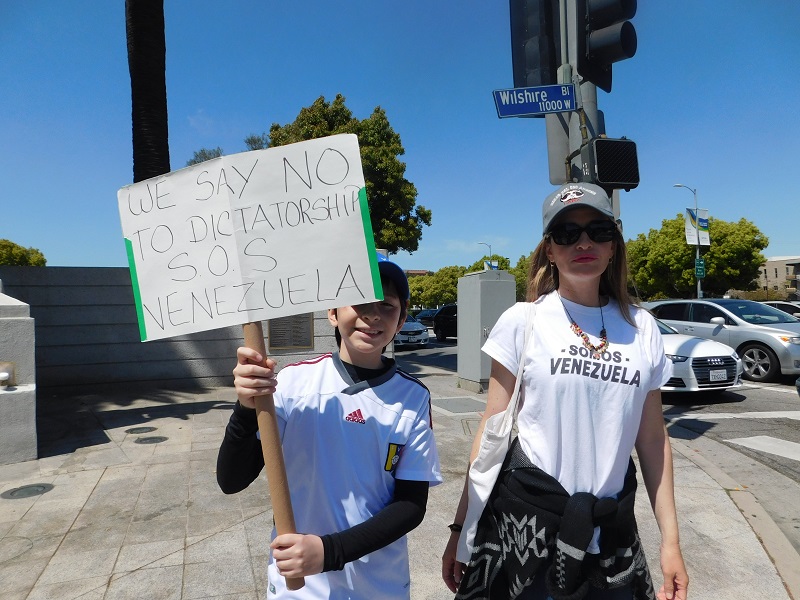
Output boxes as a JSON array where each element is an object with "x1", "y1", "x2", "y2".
[{"x1": 0, "y1": 361, "x2": 796, "y2": 599}]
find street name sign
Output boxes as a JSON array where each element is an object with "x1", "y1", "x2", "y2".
[
  {"x1": 695, "y1": 258, "x2": 706, "y2": 279},
  {"x1": 493, "y1": 84, "x2": 576, "y2": 118}
]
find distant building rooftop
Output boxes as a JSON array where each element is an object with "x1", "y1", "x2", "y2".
[{"x1": 765, "y1": 256, "x2": 800, "y2": 262}]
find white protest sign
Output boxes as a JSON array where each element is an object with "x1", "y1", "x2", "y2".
[{"x1": 118, "y1": 134, "x2": 381, "y2": 341}]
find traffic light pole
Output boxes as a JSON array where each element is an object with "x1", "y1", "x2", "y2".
[
  {"x1": 569, "y1": 81, "x2": 601, "y2": 181},
  {"x1": 535, "y1": 0, "x2": 638, "y2": 190},
  {"x1": 546, "y1": 0, "x2": 573, "y2": 185},
  {"x1": 566, "y1": 0, "x2": 601, "y2": 180}
]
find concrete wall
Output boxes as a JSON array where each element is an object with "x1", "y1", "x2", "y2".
[
  {"x1": 0, "y1": 291, "x2": 37, "y2": 464},
  {"x1": 0, "y1": 266, "x2": 336, "y2": 393}
]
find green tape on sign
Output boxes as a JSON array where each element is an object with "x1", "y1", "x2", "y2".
[
  {"x1": 358, "y1": 187, "x2": 382, "y2": 300},
  {"x1": 124, "y1": 238, "x2": 147, "y2": 341}
]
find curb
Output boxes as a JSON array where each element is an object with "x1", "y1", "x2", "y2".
[{"x1": 670, "y1": 432, "x2": 800, "y2": 600}]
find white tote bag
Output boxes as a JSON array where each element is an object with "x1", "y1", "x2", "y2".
[{"x1": 456, "y1": 303, "x2": 535, "y2": 563}]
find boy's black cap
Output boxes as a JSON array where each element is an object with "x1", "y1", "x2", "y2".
[{"x1": 376, "y1": 253, "x2": 410, "y2": 301}]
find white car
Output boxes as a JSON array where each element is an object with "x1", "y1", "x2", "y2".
[
  {"x1": 394, "y1": 314, "x2": 429, "y2": 349},
  {"x1": 656, "y1": 319, "x2": 743, "y2": 393},
  {"x1": 761, "y1": 300, "x2": 800, "y2": 318}
]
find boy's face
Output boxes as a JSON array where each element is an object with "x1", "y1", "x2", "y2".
[{"x1": 328, "y1": 280, "x2": 406, "y2": 368}]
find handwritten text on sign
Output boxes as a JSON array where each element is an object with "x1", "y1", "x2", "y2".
[{"x1": 118, "y1": 134, "x2": 380, "y2": 341}]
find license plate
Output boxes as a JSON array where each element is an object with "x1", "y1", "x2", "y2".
[{"x1": 709, "y1": 369, "x2": 727, "y2": 382}]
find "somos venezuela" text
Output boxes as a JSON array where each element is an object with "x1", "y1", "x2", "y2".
[{"x1": 551, "y1": 345, "x2": 641, "y2": 387}]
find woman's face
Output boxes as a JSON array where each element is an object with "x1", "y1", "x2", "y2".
[{"x1": 545, "y1": 207, "x2": 616, "y2": 286}]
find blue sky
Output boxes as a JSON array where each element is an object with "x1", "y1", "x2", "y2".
[{"x1": 2, "y1": 1, "x2": 798, "y2": 273}]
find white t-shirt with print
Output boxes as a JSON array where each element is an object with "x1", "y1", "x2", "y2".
[
  {"x1": 266, "y1": 352, "x2": 442, "y2": 600},
  {"x1": 482, "y1": 293, "x2": 671, "y2": 501}
]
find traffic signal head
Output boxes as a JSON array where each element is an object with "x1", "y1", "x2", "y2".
[
  {"x1": 575, "y1": 0, "x2": 637, "y2": 92},
  {"x1": 510, "y1": 0, "x2": 560, "y2": 89},
  {"x1": 580, "y1": 137, "x2": 639, "y2": 190}
]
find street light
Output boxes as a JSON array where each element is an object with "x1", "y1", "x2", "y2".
[
  {"x1": 673, "y1": 183, "x2": 702, "y2": 299},
  {"x1": 478, "y1": 242, "x2": 492, "y2": 269}
]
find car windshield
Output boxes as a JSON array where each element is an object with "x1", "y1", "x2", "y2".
[
  {"x1": 655, "y1": 319, "x2": 677, "y2": 335},
  {"x1": 716, "y1": 301, "x2": 800, "y2": 325},
  {"x1": 405, "y1": 315, "x2": 419, "y2": 323}
]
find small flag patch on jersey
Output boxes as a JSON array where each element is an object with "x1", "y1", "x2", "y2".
[
  {"x1": 345, "y1": 409, "x2": 366, "y2": 424},
  {"x1": 384, "y1": 443, "x2": 405, "y2": 472}
]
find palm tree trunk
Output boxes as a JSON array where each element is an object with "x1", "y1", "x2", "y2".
[{"x1": 125, "y1": 0, "x2": 170, "y2": 182}]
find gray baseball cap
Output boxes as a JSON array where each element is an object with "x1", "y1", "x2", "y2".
[{"x1": 542, "y1": 182, "x2": 615, "y2": 235}]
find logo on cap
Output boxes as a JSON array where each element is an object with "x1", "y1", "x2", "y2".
[{"x1": 558, "y1": 188, "x2": 585, "y2": 206}]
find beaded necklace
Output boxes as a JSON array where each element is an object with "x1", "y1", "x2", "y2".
[{"x1": 557, "y1": 293, "x2": 608, "y2": 358}]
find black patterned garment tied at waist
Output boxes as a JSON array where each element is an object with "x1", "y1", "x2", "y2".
[{"x1": 456, "y1": 439, "x2": 655, "y2": 600}]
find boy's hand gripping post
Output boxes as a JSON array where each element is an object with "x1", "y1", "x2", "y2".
[{"x1": 242, "y1": 321, "x2": 304, "y2": 591}]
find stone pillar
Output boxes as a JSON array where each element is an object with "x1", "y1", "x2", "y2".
[{"x1": 0, "y1": 291, "x2": 37, "y2": 464}]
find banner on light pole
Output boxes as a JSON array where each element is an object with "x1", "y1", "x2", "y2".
[{"x1": 685, "y1": 208, "x2": 710, "y2": 246}]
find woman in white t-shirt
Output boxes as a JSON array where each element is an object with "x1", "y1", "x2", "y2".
[{"x1": 442, "y1": 183, "x2": 688, "y2": 600}]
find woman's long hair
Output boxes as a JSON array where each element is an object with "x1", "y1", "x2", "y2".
[{"x1": 526, "y1": 227, "x2": 636, "y2": 325}]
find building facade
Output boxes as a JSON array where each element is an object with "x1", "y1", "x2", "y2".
[{"x1": 760, "y1": 256, "x2": 800, "y2": 300}]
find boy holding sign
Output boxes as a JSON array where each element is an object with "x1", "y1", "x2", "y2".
[{"x1": 217, "y1": 253, "x2": 442, "y2": 599}]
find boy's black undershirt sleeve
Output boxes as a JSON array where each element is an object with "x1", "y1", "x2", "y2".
[
  {"x1": 320, "y1": 479, "x2": 429, "y2": 572},
  {"x1": 216, "y1": 401, "x2": 265, "y2": 494}
]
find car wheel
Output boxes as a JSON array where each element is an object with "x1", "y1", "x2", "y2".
[
  {"x1": 739, "y1": 344, "x2": 780, "y2": 382},
  {"x1": 434, "y1": 326, "x2": 446, "y2": 342}
]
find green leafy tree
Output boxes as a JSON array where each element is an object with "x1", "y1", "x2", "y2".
[
  {"x1": 255, "y1": 94, "x2": 432, "y2": 254},
  {"x1": 408, "y1": 274, "x2": 434, "y2": 309},
  {"x1": 409, "y1": 253, "x2": 533, "y2": 307},
  {"x1": 509, "y1": 253, "x2": 532, "y2": 301},
  {"x1": 465, "y1": 254, "x2": 532, "y2": 301},
  {"x1": 186, "y1": 147, "x2": 223, "y2": 166},
  {"x1": 0, "y1": 239, "x2": 46, "y2": 266},
  {"x1": 466, "y1": 255, "x2": 511, "y2": 273},
  {"x1": 408, "y1": 266, "x2": 467, "y2": 307},
  {"x1": 627, "y1": 214, "x2": 767, "y2": 300},
  {"x1": 244, "y1": 134, "x2": 268, "y2": 151}
]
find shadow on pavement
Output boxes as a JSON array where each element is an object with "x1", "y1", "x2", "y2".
[
  {"x1": 36, "y1": 389, "x2": 235, "y2": 458},
  {"x1": 660, "y1": 389, "x2": 748, "y2": 441},
  {"x1": 661, "y1": 388, "x2": 747, "y2": 407},
  {"x1": 394, "y1": 342, "x2": 457, "y2": 373}
]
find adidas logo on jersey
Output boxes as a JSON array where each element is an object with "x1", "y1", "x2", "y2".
[{"x1": 345, "y1": 409, "x2": 366, "y2": 424}]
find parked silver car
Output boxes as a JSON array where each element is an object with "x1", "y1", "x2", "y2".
[{"x1": 642, "y1": 299, "x2": 800, "y2": 382}]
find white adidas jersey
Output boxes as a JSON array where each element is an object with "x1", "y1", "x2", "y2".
[{"x1": 266, "y1": 352, "x2": 442, "y2": 599}]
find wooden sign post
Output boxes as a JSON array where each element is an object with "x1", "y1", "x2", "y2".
[{"x1": 243, "y1": 321, "x2": 303, "y2": 590}]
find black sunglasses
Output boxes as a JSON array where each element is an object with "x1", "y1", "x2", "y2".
[{"x1": 548, "y1": 220, "x2": 617, "y2": 245}]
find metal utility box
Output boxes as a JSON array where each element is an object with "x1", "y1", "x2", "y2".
[{"x1": 456, "y1": 270, "x2": 516, "y2": 393}]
